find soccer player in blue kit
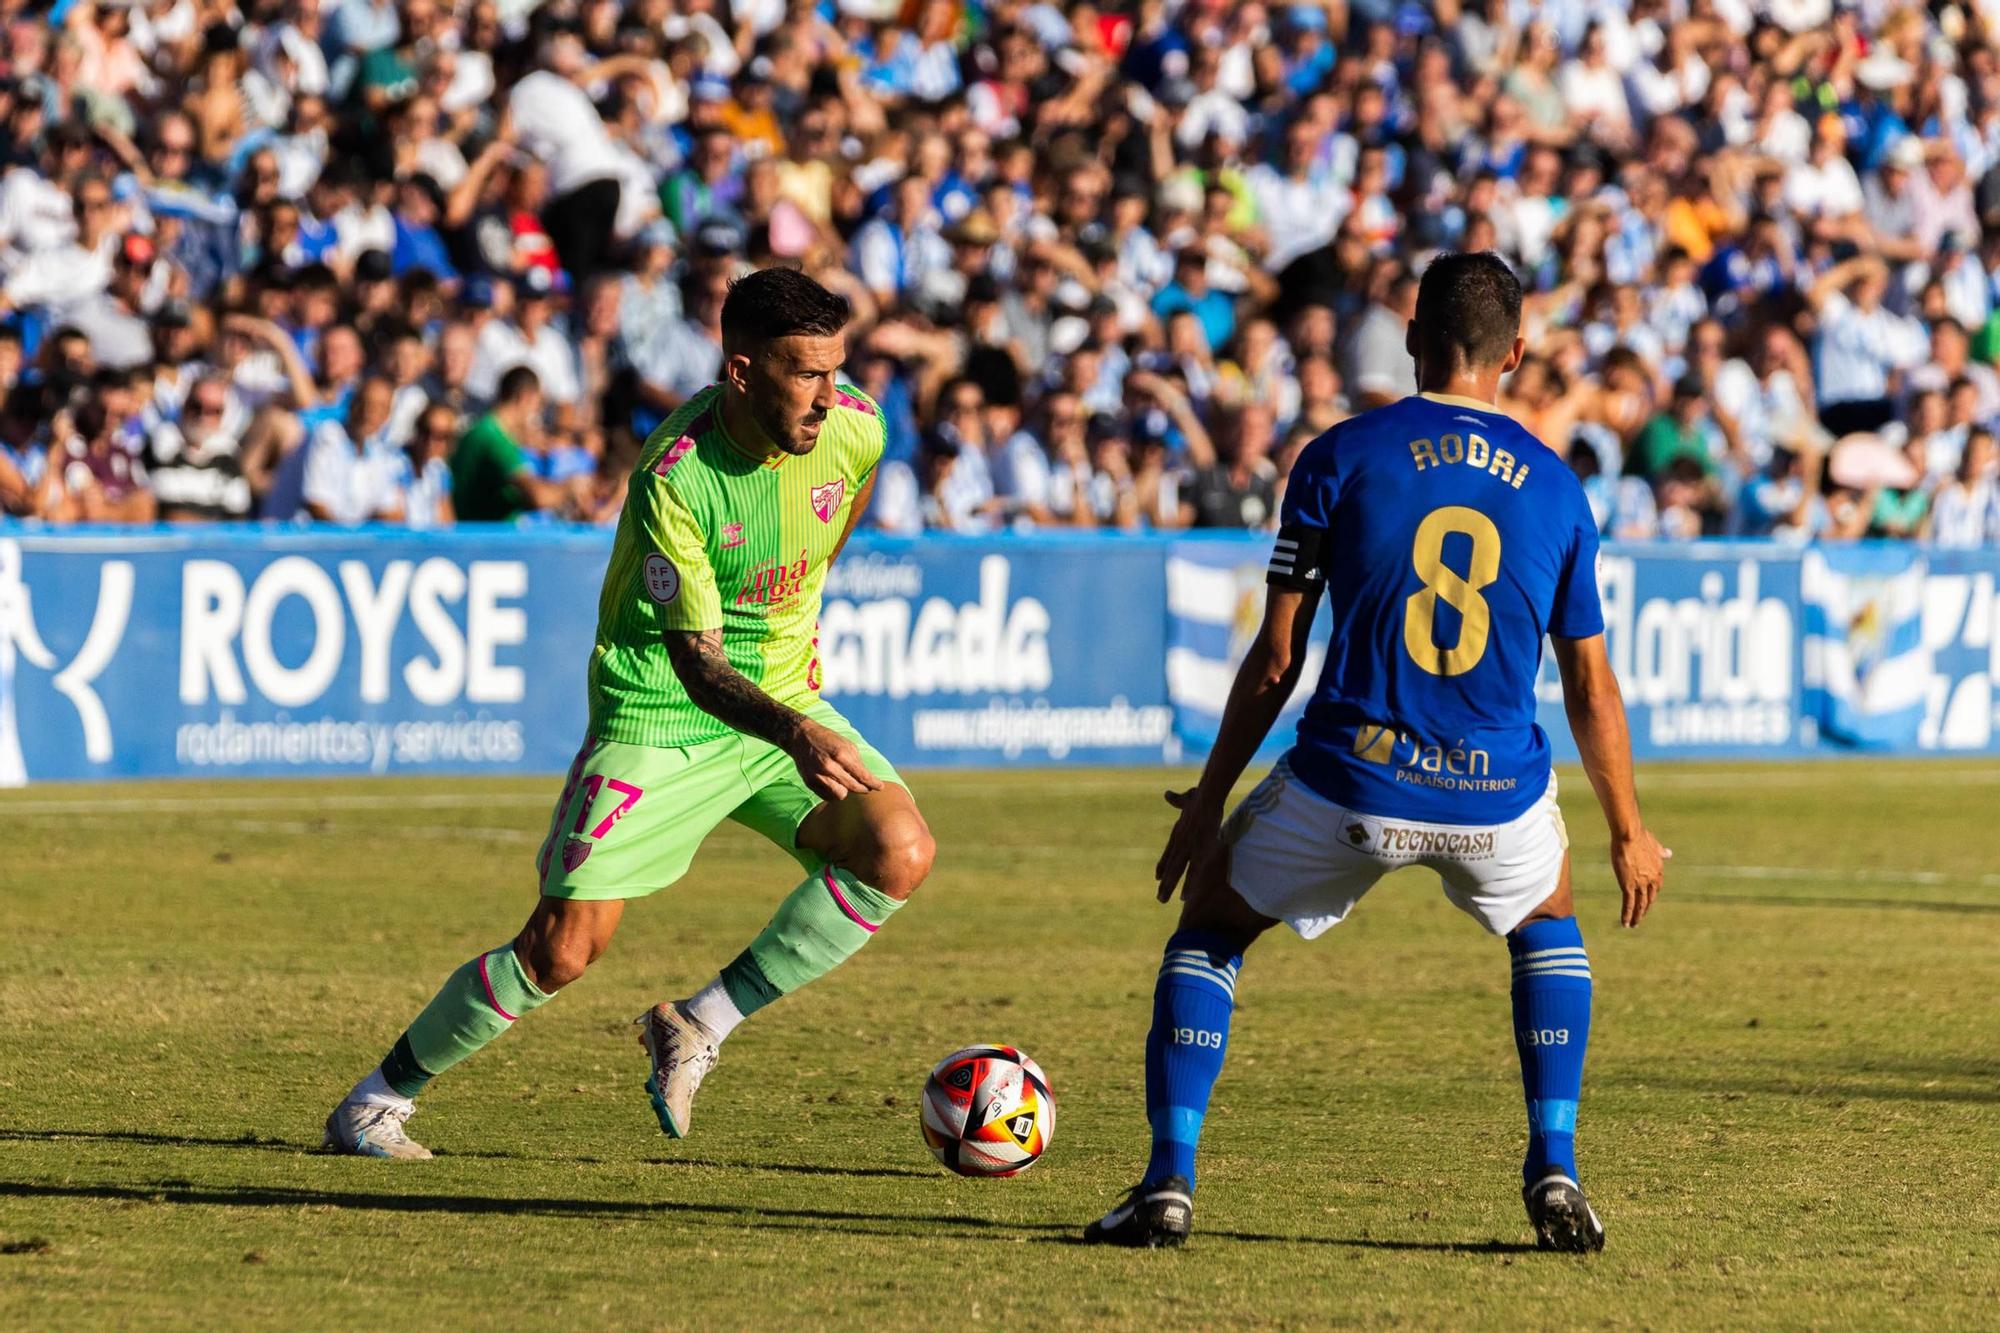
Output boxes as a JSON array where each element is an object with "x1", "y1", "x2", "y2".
[{"x1": 1084, "y1": 253, "x2": 1670, "y2": 1251}]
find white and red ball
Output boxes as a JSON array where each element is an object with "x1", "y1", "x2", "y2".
[{"x1": 920, "y1": 1045, "x2": 1055, "y2": 1177}]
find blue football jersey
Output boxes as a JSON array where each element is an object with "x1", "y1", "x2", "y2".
[{"x1": 1268, "y1": 393, "x2": 1604, "y2": 824}]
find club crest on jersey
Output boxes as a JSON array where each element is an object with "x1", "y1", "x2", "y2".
[
  {"x1": 722, "y1": 522, "x2": 745, "y2": 548},
  {"x1": 810, "y1": 478, "x2": 844, "y2": 523},
  {"x1": 561, "y1": 837, "x2": 592, "y2": 872}
]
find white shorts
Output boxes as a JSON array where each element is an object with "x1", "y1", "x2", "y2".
[{"x1": 1224, "y1": 758, "x2": 1568, "y2": 939}]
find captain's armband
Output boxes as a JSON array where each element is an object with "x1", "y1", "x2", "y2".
[{"x1": 1266, "y1": 522, "x2": 1326, "y2": 590}]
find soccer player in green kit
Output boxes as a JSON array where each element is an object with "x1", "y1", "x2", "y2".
[{"x1": 324, "y1": 267, "x2": 935, "y2": 1158}]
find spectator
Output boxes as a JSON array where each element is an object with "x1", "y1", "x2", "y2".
[
  {"x1": 1738, "y1": 444, "x2": 1828, "y2": 543},
  {"x1": 508, "y1": 34, "x2": 625, "y2": 285},
  {"x1": 420, "y1": 319, "x2": 485, "y2": 421},
  {"x1": 1247, "y1": 117, "x2": 1344, "y2": 274},
  {"x1": 1631, "y1": 377, "x2": 1726, "y2": 485},
  {"x1": 1084, "y1": 413, "x2": 1149, "y2": 531},
  {"x1": 867, "y1": 449, "x2": 925, "y2": 537},
  {"x1": 632, "y1": 265, "x2": 728, "y2": 412},
  {"x1": 1343, "y1": 262, "x2": 1420, "y2": 409},
  {"x1": 450, "y1": 365, "x2": 571, "y2": 523},
  {"x1": 1712, "y1": 324, "x2": 1823, "y2": 474},
  {"x1": 661, "y1": 127, "x2": 744, "y2": 240},
  {"x1": 1184, "y1": 401, "x2": 1279, "y2": 530},
  {"x1": 1928, "y1": 429, "x2": 2000, "y2": 548},
  {"x1": 378, "y1": 324, "x2": 431, "y2": 447},
  {"x1": 1910, "y1": 319, "x2": 2000, "y2": 426},
  {"x1": 3, "y1": 173, "x2": 121, "y2": 322},
  {"x1": 1872, "y1": 436, "x2": 1935, "y2": 539},
  {"x1": 470, "y1": 267, "x2": 580, "y2": 430},
  {"x1": 0, "y1": 383, "x2": 56, "y2": 519},
  {"x1": 925, "y1": 377, "x2": 997, "y2": 533},
  {"x1": 148, "y1": 373, "x2": 252, "y2": 522},
  {"x1": 56, "y1": 399, "x2": 155, "y2": 524},
  {"x1": 1809, "y1": 255, "x2": 1927, "y2": 437},
  {"x1": 398, "y1": 401, "x2": 456, "y2": 530},
  {"x1": 0, "y1": 0, "x2": 1988, "y2": 550},
  {"x1": 302, "y1": 373, "x2": 404, "y2": 525},
  {"x1": 1151, "y1": 246, "x2": 1236, "y2": 353},
  {"x1": 853, "y1": 173, "x2": 948, "y2": 309},
  {"x1": 1032, "y1": 391, "x2": 1100, "y2": 527},
  {"x1": 1289, "y1": 353, "x2": 1345, "y2": 440},
  {"x1": 389, "y1": 174, "x2": 457, "y2": 281}
]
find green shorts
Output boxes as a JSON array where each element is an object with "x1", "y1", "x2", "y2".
[{"x1": 533, "y1": 699, "x2": 906, "y2": 900}]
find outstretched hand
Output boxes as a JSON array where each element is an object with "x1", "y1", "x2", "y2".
[{"x1": 1155, "y1": 787, "x2": 1223, "y2": 904}]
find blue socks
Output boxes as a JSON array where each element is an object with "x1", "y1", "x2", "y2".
[
  {"x1": 1137, "y1": 918, "x2": 1589, "y2": 1193},
  {"x1": 1143, "y1": 929, "x2": 1242, "y2": 1189},
  {"x1": 1508, "y1": 916, "x2": 1593, "y2": 1185}
]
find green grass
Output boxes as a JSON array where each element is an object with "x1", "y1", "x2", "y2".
[{"x1": 1, "y1": 762, "x2": 1997, "y2": 1328}]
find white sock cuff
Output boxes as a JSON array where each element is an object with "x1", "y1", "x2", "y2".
[
  {"x1": 350, "y1": 1066, "x2": 414, "y2": 1109},
  {"x1": 681, "y1": 974, "x2": 747, "y2": 1042}
]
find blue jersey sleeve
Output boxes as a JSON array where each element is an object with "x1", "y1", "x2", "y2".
[
  {"x1": 1548, "y1": 496, "x2": 1605, "y2": 640},
  {"x1": 1267, "y1": 430, "x2": 1341, "y2": 589}
]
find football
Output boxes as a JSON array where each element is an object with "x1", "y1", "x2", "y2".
[{"x1": 919, "y1": 1045, "x2": 1055, "y2": 1177}]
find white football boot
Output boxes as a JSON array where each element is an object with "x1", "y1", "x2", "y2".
[
  {"x1": 322, "y1": 1099, "x2": 433, "y2": 1160},
  {"x1": 636, "y1": 1002, "x2": 719, "y2": 1139}
]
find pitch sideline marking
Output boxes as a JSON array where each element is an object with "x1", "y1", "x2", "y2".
[{"x1": 0, "y1": 793, "x2": 552, "y2": 814}]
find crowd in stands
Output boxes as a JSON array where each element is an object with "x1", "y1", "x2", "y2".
[{"x1": 2, "y1": 0, "x2": 1999, "y2": 546}]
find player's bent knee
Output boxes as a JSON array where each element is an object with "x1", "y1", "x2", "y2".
[
  {"x1": 856, "y1": 820, "x2": 935, "y2": 901},
  {"x1": 514, "y1": 900, "x2": 620, "y2": 991},
  {"x1": 516, "y1": 931, "x2": 598, "y2": 991}
]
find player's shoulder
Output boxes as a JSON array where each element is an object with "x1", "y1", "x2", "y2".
[
  {"x1": 827, "y1": 380, "x2": 887, "y2": 470},
  {"x1": 1288, "y1": 396, "x2": 1445, "y2": 483},
  {"x1": 831, "y1": 381, "x2": 884, "y2": 422},
  {"x1": 636, "y1": 385, "x2": 727, "y2": 484},
  {"x1": 1286, "y1": 410, "x2": 1363, "y2": 483}
]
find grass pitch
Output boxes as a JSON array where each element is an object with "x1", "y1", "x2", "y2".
[{"x1": 1, "y1": 761, "x2": 1996, "y2": 1329}]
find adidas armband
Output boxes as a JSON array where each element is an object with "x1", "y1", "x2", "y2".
[{"x1": 1266, "y1": 522, "x2": 1326, "y2": 590}]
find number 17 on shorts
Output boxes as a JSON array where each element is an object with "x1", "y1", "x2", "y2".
[{"x1": 535, "y1": 736, "x2": 648, "y2": 891}]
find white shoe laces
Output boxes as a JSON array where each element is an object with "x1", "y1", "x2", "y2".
[
  {"x1": 686, "y1": 1040, "x2": 717, "y2": 1088},
  {"x1": 654, "y1": 1008, "x2": 719, "y2": 1088},
  {"x1": 364, "y1": 1101, "x2": 418, "y2": 1139}
]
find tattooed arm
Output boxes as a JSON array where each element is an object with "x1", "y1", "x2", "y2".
[{"x1": 663, "y1": 627, "x2": 883, "y2": 800}]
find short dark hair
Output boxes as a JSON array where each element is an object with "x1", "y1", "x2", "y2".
[
  {"x1": 719, "y1": 266, "x2": 850, "y2": 353},
  {"x1": 497, "y1": 364, "x2": 541, "y2": 404},
  {"x1": 1413, "y1": 251, "x2": 1522, "y2": 372}
]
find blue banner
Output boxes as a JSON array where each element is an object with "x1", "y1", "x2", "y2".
[
  {"x1": 1535, "y1": 544, "x2": 1805, "y2": 760},
  {"x1": 1163, "y1": 536, "x2": 1330, "y2": 757},
  {"x1": 0, "y1": 528, "x2": 604, "y2": 784},
  {"x1": 817, "y1": 538, "x2": 1174, "y2": 766},
  {"x1": 3, "y1": 527, "x2": 1998, "y2": 784}
]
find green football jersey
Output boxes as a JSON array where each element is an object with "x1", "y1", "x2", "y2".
[{"x1": 587, "y1": 382, "x2": 885, "y2": 748}]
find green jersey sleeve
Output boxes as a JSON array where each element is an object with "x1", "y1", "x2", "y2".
[
  {"x1": 837, "y1": 383, "x2": 887, "y2": 488},
  {"x1": 630, "y1": 469, "x2": 723, "y2": 632}
]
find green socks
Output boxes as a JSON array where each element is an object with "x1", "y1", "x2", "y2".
[
  {"x1": 719, "y1": 865, "x2": 903, "y2": 1019},
  {"x1": 380, "y1": 945, "x2": 552, "y2": 1098},
  {"x1": 371, "y1": 867, "x2": 901, "y2": 1100}
]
